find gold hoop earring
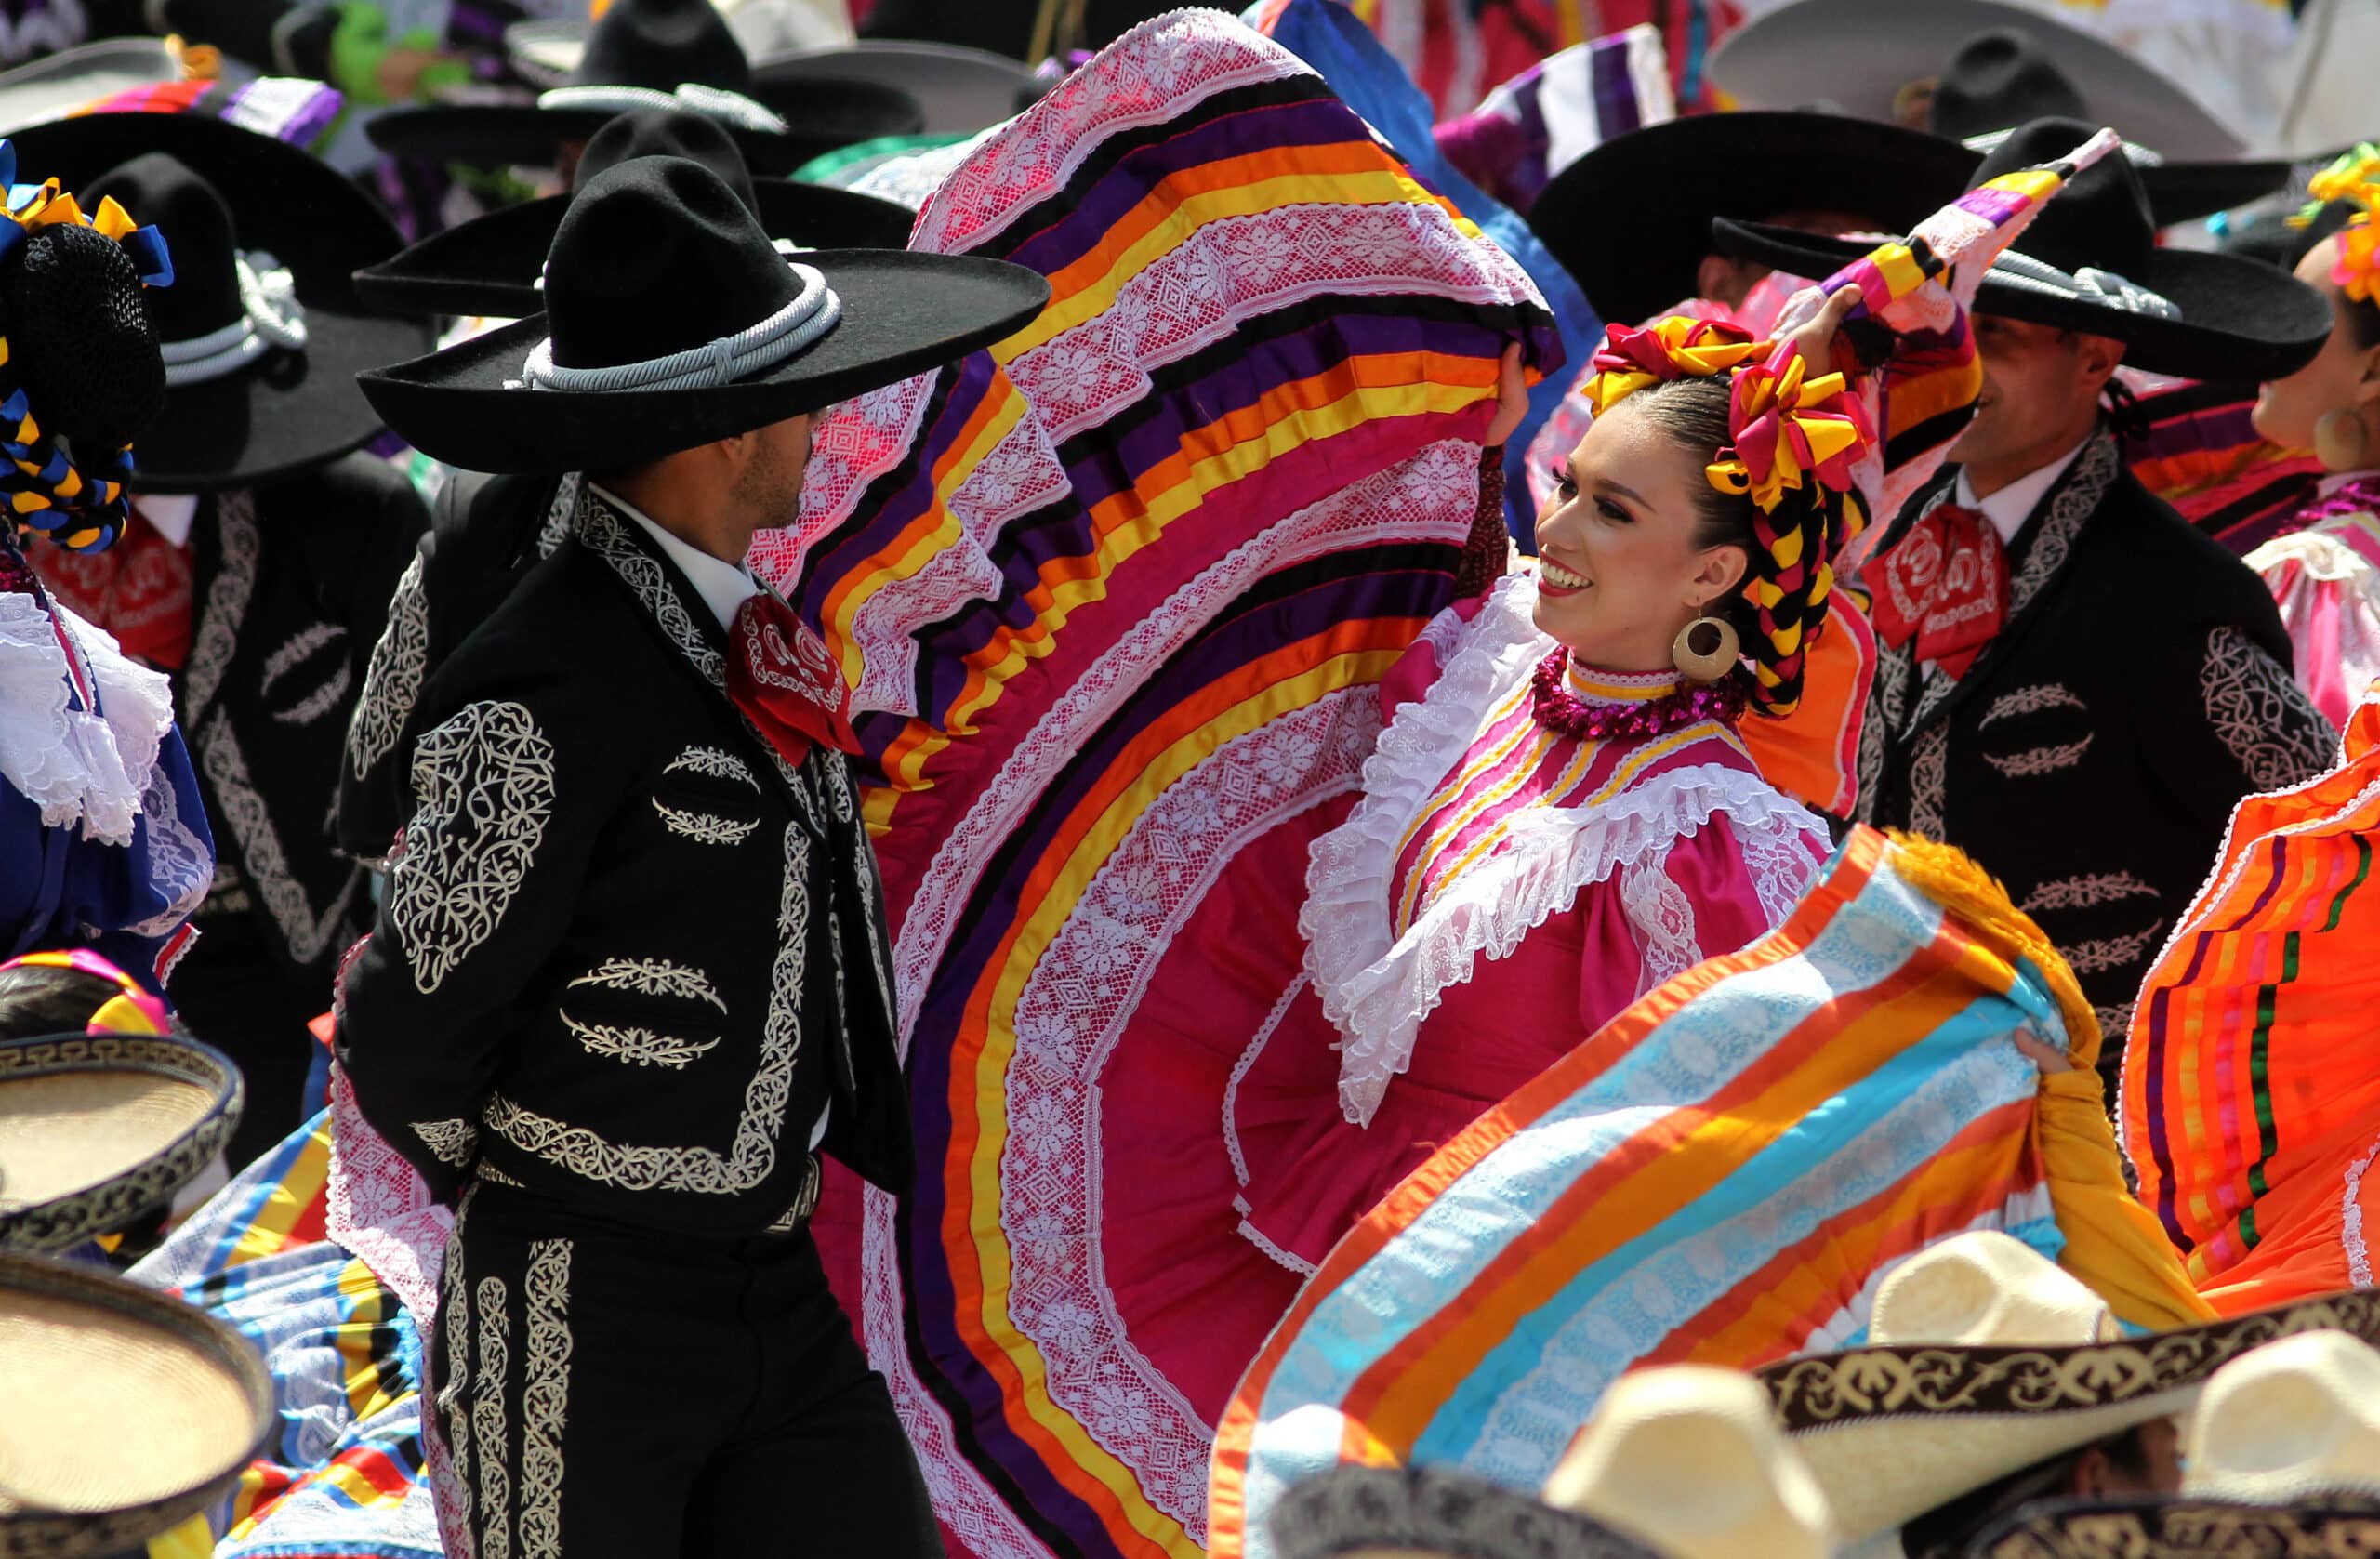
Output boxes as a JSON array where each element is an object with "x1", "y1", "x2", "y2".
[
  {"x1": 1672, "y1": 614, "x2": 1740, "y2": 683},
  {"x1": 2315, "y1": 407, "x2": 2373, "y2": 473}
]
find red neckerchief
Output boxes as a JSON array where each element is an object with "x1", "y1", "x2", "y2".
[
  {"x1": 1868, "y1": 502, "x2": 2008, "y2": 680},
  {"x1": 29, "y1": 504, "x2": 193, "y2": 670},
  {"x1": 725, "y1": 588, "x2": 859, "y2": 769}
]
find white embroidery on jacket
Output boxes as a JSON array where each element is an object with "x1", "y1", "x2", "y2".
[
  {"x1": 415, "y1": 1117, "x2": 479, "y2": 1166},
  {"x1": 2201, "y1": 625, "x2": 2340, "y2": 790},
  {"x1": 2023, "y1": 873, "x2": 2157, "y2": 914},
  {"x1": 566, "y1": 958, "x2": 727, "y2": 1012},
  {"x1": 350, "y1": 548, "x2": 429, "y2": 779},
  {"x1": 1980, "y1": 735, "x2": 2095, "y2": 777},
  {"x1": 390, "y1": 701, "x2": 558, "y2": 994},
  {"x1": 480, "y1": 824, "x2": 809, "y2": 1193},
  {"x1": 663, "y1": 745, "x2": 760, "y2": 790},
  {"x1": 562, "y1": 1014, "x2": 720, "y2": 1070},
  {"x1": 1979, "y1": 682, "x2": 2086, "y2": 726},
  {"x1": 651, "y1": 797, "x2": 758, "y2": 845},
  {"x1": 2061, "y1": 919, "x2": 2167, "y2": 977}
]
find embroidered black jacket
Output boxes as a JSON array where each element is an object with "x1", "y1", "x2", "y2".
[
  {"x1": 1857, "y1": 433, "x2": 2338, "y2": 1097},
  {"x1": 341, "y1": 469, "x2": 570, "y2": 864},
  {"x1": 340, "y1": 486, "x2": 913, "y2": 1229},
  {"x1": 183, "y1": 454, "x2": 429, "y2": 975}
]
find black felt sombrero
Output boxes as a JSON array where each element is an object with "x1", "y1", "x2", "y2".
[
  {"x1": 0, "y1": 1251, "x2": 272, "y2": 1558},
  {"x1": 1527, "y1": 111, "x2": 1977, "y2": 328},
  {"x1": 1712, "y1": 118, "x2": 2333, "y2": 382},
  {"x1": 366, "y1": 0, "x2": 922, "y2": 177},
  {"x1": 358, "y1": 154, "x2": 1049, "y2": 474},
  {"x1": 6, "y1": 112, "x2": 430, "y2": 492},
  {"x1": 0, "y1": 1031, "x2": 242, "y2": 1254},
  {"x1": 354, "y1": 108, "x2": 917, "y2": 320}
]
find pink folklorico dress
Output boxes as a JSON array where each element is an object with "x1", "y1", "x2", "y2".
[
  {"x1": 2246, "y1": 471, "x2": 2380, "y2": 728},
  {"x1": 1209, "y1": 573, "x2": 1836, "y2": 1276}
]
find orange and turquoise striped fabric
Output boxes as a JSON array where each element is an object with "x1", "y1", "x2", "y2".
[
  {"x1": 747, "y1": 13, "x2": 1556, "y2": 1559},
  {"x1": 1209, "y1": 827, "x2": 2209, "y2": 1559},
  {"x1": 2123, "y1": 684, "x2": 2380, "y2": 1315}
]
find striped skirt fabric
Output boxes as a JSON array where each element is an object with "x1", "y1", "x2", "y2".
[{"x1": 1209, "y1": 827, "x2": 2210, "y2": 1559}]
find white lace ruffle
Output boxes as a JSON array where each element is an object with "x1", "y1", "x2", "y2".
[
  {"x1": 0, "y1": 592, "x2": 178, "y2": 847},
  {"x1": 1301, "y1": 573, "x2": 1828, "y2": 1126}
]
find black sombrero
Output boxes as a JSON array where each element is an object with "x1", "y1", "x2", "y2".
[
  {"x1": 0, "y1": 1031, "x2": 242, "y2": 1254},
  {"x1": 1927, "y1": 28, "x2": 2290, "y2": 227},
  {"x1": 1966, "y1": 1497, "x2": 2380, "y2": 1558},
  {"x1": 5, "y1": 112, "x2": 430, "y2": 492},
  {"x1": 0, "y1": 1251, "x2": 272, "y2": 1558},
  {"x1": 1707, "y1": 0, "x2": 2248, "y2": 161},
  {"x1": 358, "y1": 153, "x2": 1049, "y2": 474},
  {"x1": 1712, "y1": 118, "x2": 2333, "y2": 382},
  {"x1": 366, "y1": 0, "x2": 922, "y2": 177},
  {"x1": 354, "y1": 108, "x2": 917, "y2": 320},
  {"x1": 1269, "y1": 1465, "x2": 1666, "y2": 1559},
  {"x1": 1527, "y1": 111, "x2": 1977, "y2": 328}
]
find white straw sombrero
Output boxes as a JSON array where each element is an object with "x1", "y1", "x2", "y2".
[
  {"x1": 1961, "y1": 1330, "x2": 2380, "y2": 1557},
  {"x1": 0, "y1": 1033, "x2": 241, "y2": 1254},
  {"x1": 0, "y1": 1250, "x2": 272, "y2": 1558},
  {"x1": 1757, "y1": 1233, "x2": 2380, "y2": 1545}
]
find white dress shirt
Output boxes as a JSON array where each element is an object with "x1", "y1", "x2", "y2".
[
  {"x1": 133, "y1": 492, "x2": 200, "y2": 548},
  {"x1": 1952, "y1": 435, "x2": 2093, "y2": 548},
  {"x1": 595, "y1": 484, "x2": 761, "y2": 632},
  {"x1": 592, "y1": 483, "x2": 829, "y2": 1152}
]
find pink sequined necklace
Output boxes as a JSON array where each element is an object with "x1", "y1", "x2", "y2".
[{"x1": 1527, "y1": 649, "x2": 1745, "y2": 741}]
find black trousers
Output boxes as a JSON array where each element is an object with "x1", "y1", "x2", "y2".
[
  {"x1": 169, "y1": 909, "x2": 328, "y2": 1168},
  {"x1": 429, "y1": 1181, "x2": 941, "y2": 1559}
]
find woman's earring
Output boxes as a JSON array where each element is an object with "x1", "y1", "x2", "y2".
[
  {"x1": 2315, "y1": 407, "x2": 2373, "y2": 472},
  {"x1": 1672, "y1": 614, "x2": 1740, "y2": 683}
]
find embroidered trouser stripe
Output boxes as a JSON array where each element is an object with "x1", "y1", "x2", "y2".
[
  {"x1": 475, "y1": 1275, "x2": 513, "y2": 1559},
  {"x1": 432, "y1": 1191, "x2": 478, "y2": 1559},
  {"x1": 518, "y1": 1239, "x2": 573, "y2": 1559}
]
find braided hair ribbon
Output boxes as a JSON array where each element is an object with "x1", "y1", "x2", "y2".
[
  {"x1": 1705, "y1": 339, "x2": 1877, "y2": 718},
  {"x1": 2294, "y1": 142, "x2": 2380, "y2": 304},
  {"x1": 0, "y1": 139, "x2": 174, "y2": 553},
  {"x1": 1579, "y1": 316, "x2": 1767, "y2": 414}
]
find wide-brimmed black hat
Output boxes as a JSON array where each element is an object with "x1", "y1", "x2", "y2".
[
  {"x1": 366, "y1": 0, "x2": 922, "y2": 177},
  {"x1": 1711, "y1": 118, "x2": 2334, "y2": 381},
  {"x1": 1269, "y1": 1465, "x2": 1666, "y2": 1559},
  {"x1": 751, "y1": 41, "x2": 1043, "y2": 135},
  {"x1": 0, "y1": 1251, "x2": 273, "y2": 1558},
  {"x1": 1929, "y1": 29, "x2": 2290, "y2": 225},
  {"x1": 1527, "y1": 111, "x2": 1978, "y2": 328},
  {"x1": 1707, "y1": 0, "x2": 2247, "y2": 161},
  {"x1": 6, "y1": 112, "x2": 430, "y2": 492},
  {"x1": 0, "y1": 1031, "x2": 242, "y2": 1254},
  {"x1": 354, "y1": 108, "x2": 916, "y2": 320},
  {"x1": 358, "y1": 154, "x2": 1049, "y2": 474}
]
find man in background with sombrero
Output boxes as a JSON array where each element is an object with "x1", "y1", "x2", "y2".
[
  {"x1": 337, "y1": 152, "x2": 1048, "y2": 1554},
  {"x1": 12, "y1": 110, "x2": 432, "y2": 1169},
  {"x1": 1716, "y1": 119, "x2": 2340, "y2": 1094}
]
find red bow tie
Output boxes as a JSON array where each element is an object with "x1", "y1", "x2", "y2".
[
  {"x1": 726, "y1": 589, "x2": 858, "y2": 769},
  {"x1": 1868, "y1": 502, "x2": 2009, "y2": 680}
]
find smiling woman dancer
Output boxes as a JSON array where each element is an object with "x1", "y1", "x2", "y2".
[{"x1": 1227, "y1": 288, "x2": 1871, "y2": 1275}]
